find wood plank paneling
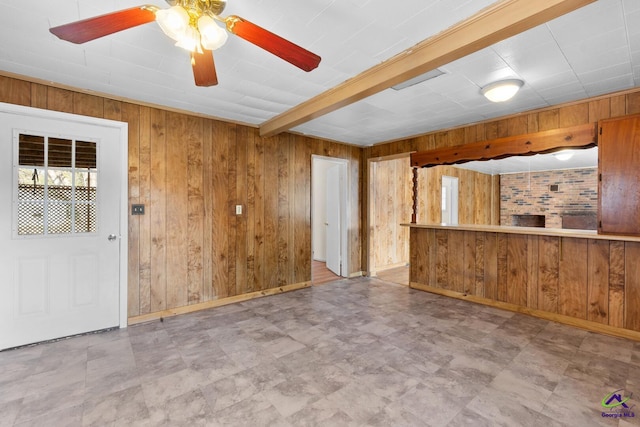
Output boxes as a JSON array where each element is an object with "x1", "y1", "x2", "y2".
[
  {"x1": 30, "y1": 83, "x2": 48, "y2": 110},
  {"x1": 123, "y1": 103, "x2": 140, "y2": 317},
  {"x1": 558, "y1": 237, "x2": 588, "y2": 319},
  {"x1": 235, "y1": 126, "x2": 249, "y2": 296},
  {"x1": 409, "y1": 226, "x2": 640, "y2": 337},
  {"x1": 47, "y1": 87, "x2": 74, "y2": 113},
  {"x1": 137, "y1": 107, "x2": 152, "y2": 314},
  {"x1": 462, "y1": 231, "x2": 476, "y2": 294},
  {"x1": 415, "y1": 165, "x2": 497, "y2": 226},
  {"x1": 187, "y1": 116, "x2": 204, "y2": 304},
  {"x1": 202, "y1": 120, "x2": 214, "y2": 301},
  {"x1": 506, "y1": 234, "x2": 528, "y2": 306},
  {"x1": 211, "y1": 122, "x2": 230, "y2": 298},
  {"x1": 484, "y1": 232, "x2": 498, "y2": 300},
  {"x1": 538, "y1": 236, "x2": 559, "y2": 313},
  {"x1": 625, "y1": 242, "x2": 640, "y2": 331},
  {"x1": 73, "y1": 93, "x2": 103, "y2": 118},
  {"x1": 527, "y1": 235, "x2": 538, "y2": 309},
  {"x1": 587, "y1": 239, "x2": 609, "y2": 324},
  {"x1": 474, "y1": 233, "x2": 485, "y2": 297},
  {"x1": 253, "y1": 133, "x2": 265, "y2": 291},
  {"x1": 165, "y1": 112, "x2": 189, "y2": 308},
  {"x1": 448, "y1": 230, "x2": 465, "y2": 293},
  {"x1": 0, "y1": 75, "x2": 30, "y2": 106},
  {"x1": 263, "y1": 136, "x2": 278, "y2": 290},
  {"x1": 496, "y1": 233, "x2": 508, "y2": 302},
  {"x1": 435, "y1": 230, "x2": 449, "y2": 290},
  {"x1": 149, "y1": 109, "x2": 167, "y2": 312},
  {"x1": 609, "y1": 241, "x2": 625, "y2": 328}
]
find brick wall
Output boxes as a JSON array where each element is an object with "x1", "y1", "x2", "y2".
[{"x1": 500, "y1": 168, "x2": 598, "y2": 228}]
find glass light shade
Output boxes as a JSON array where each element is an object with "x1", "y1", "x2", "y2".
[
  {"x1": 481, "y1": 79, "x2": 524, "y2": 102},
  {"x1": 198, "y1": 15, "x2": 228, "y2": 50},
  {"x1": 156, "y1": 6, "x2": 190, "y2": 41},
  {"x1": 554, "y1": 150, "x2": 575, "y2": 161},
  {"x1": 175, "y1": 25, "x2": 201, "y2": 52}
]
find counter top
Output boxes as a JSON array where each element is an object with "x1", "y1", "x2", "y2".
[{"x1": 402, "y1": 223, "x2": 640, "y2": 242}]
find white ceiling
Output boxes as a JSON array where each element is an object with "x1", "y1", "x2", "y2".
[
  {"x1": 0, "y1": 0, "x2": 639, "y2": 146},
  {"x1": 454, "y1": 147, "x2": 598, "y2": 175}
]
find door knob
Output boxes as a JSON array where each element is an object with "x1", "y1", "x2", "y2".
[{"x1": 108, "y1": 234, "x2": 118, "y2": 241}]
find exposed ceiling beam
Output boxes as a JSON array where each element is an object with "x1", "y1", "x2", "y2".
[{"x1": 259, "y1": 0, "x2": 596, "y2": 138}]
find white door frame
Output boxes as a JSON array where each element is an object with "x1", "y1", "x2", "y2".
[
  {"x1": 311, "y1": 155, "x2": 350, "y2": 278},
  {"x1": 0, "y1": 102, "x2": 129, "y2": 329}
]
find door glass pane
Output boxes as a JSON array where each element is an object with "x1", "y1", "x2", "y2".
[
  {"x1": 16, "y1": 134, "x2": 98, "y2": 237},
  {"x1": 47, "y1": 202, "x2": 72, "y2": 234},
  {"x1": 48, "y1": 138, "x2": 72, "y2": 168},
  {"x1": 18, "y1": 135, "x2": 44, "y2": 166},
  {"x1": 76, "y1": 141, "x2": 97, "y2": 169},
  {"x1": 74, "y1": 203, "x2": 97, "y2": 233},
  {"x1": 17, "y1": 202, "x2": 44, "y2": 235}
]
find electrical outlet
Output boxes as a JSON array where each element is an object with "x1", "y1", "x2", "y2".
[{"x1": 131, "y1": 204, "x2": 145, "y2": 215}]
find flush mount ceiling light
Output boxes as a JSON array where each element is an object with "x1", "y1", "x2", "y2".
[
  {"x1": 49, "y1": 0, "x2": 321, "y2": 87},
  {"x1": 554, "y1": 150, "x2": 575, "y2": 161},
  {"x1": 481, "y1": 79, "x2": 524, "y2": 102}
]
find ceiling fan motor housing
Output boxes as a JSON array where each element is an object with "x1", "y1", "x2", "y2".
[{"x1": 166, "y1": 0, "x2": 227, "y2": 17}]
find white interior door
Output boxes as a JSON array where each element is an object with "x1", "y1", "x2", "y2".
[
  {"x1": 325, "y1": 165, "x2": 341, "y2": 276},
  {"x1": 0, "y1": 108, "x2": 124, "y2": 350},
  {"x1": 441, "y1": 175, "x2": 459, "y2": 225}
]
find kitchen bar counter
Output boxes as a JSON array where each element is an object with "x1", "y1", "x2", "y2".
[
  {"x1": 405, "y1": 223, "x2": 640, "y2": 340},
  {"x1": 403, "y1": 222, "x2": 640, "y2": 242}
]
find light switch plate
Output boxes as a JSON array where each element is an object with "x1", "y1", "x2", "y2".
[
  {"x1": 235, "y1": 205, "x2": 242, "y2": 215},
  {"x1": 132, "y1": 204, "x2": 145, "y2": 215}
]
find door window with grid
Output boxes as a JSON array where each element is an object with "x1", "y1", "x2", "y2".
[{"x1": 15, "y1": 132, "x2": 98, "y2": 236}]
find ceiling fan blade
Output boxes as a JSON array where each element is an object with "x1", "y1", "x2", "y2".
[
  {"x1": 225, "y1": 16, "x2": 321, "y2": 72},
  {"x1": 50, "y1": 6, "x2": 157, "y2": 44},
  {"x1": 192, "y1": 49, "x2": 218, "y2": 87}
]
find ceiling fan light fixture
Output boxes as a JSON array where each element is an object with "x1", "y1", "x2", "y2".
[
  {"x1": 481, "y1": 79, "x2": 524, "y2": 102},
  {"x1": 156, "y1": 5, "x2": 190, "y2": 41},
  {"x1": 198, "y1": 15, "x2": 228, "y2": 50},
  {"x1": 175, "y1": 24, "x2": 201, "y2": 52}
]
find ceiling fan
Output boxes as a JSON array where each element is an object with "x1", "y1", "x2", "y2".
[{"x1": 49, "y1": 0, "x2": 321, "y2": 87}]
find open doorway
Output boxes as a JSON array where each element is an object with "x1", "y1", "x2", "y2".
[
  {"x1": 311, "y1": 156, "x2": 349, "y2": 285},
  {"x1": 367, "y1": 154, "x2": 412, "y2": 285}
]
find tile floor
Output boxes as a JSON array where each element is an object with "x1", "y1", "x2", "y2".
[{"x1": 1, "y1": 277, "x2": 640, "y2": 426}]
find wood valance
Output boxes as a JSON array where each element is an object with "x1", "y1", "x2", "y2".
[{"x1": 410, "y1": 123, "x2": 597, "y2": 168}]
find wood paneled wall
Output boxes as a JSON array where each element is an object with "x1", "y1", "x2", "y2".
[
  {"x1": 410, "y1": 227, "x2": 640, "y2": 334},
  {"x1": 0, "y1": 75, "x2": 362, "y2": 319},
  {"x1": 415, "y1": 165, "x2": 499, "y2": 225},
  {"x1": 368, "y1": 158, "x2": 498, "y2": 274},
  {"x1": 363, "y1": 87, "x2": 640, "y2": 270}
]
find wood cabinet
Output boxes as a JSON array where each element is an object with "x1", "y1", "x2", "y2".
[{"x1": 599, "y1": 114, "x2": 640, "y2": 235}]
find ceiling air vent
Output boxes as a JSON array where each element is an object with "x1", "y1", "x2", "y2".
[{"x1": 392, "y1": 68, "x2": 445, "y2": 91}]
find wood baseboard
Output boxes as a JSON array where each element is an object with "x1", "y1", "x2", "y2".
[
  {"x1": 409, "y1": 282, "x2": 640, "y2": 342},
  {"x1": 128, "y1": 282, "x2": 311, "y2": 326}
]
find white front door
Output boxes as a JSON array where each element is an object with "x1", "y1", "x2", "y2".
[
  {"x1": 0, "y1": 107, "x2": 124, "y2": 350},
  {"x1": 325, "y1": 165, "x2": 341, "y2": 276}
]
